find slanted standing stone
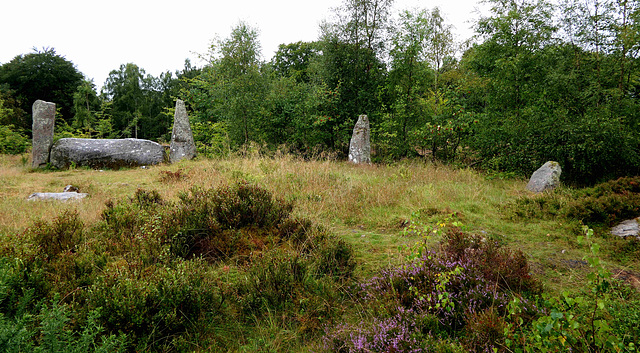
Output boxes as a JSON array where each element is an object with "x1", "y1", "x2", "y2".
[
  {"x1": 50, "y1": 138, "x2": 164, "y2": 169},
  {"x1": 169, "y1": 99, "x2": 196, "y2": 163},
  {"x1": 31, "y1": 100, "x2": 56, "y2": 168},
  {"x1": 348, "y1": 115, "x2": 371, "y2": 164},
  {"x1": 526, "y1": 161, "x2": 562, "y2": 193}
]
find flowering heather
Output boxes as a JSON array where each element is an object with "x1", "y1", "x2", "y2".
[
  {"x1": 323, "y1": 307, "x2": 424, "y2": 352},
  {"x1": 323, "y1": 230, "x2": 542, "y2": 352}
]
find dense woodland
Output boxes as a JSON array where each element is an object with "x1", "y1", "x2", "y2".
[{"x1": 1, "y1": 0, "x2": 639, "y2": 184}]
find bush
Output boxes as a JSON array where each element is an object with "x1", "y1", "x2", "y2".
[
  {"x1": 510, "y1": 176, "x2": 640, "y2": 227},
  {"x1": 87, "y1": 259, "x2": 224, "y2": 351},
  {"x1": 0, "y1": 125, "x2": 29, "y2": 155},
  {"x1": 29, "y1": 210, "x2": 84, "y2": 262},
  {"x1": 164, "y1": 181, "x2": 295, "y2": 261},
  {"x1": 323, "y1": 229, "x2": 541, "y2": 352},
  {"x1": 464, "y1": 307, "x2": 507, "y2": 353}
]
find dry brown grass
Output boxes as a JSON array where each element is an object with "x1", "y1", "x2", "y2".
[
  {"x1": 1, "y1": 151, "x2": 631, "y2": 295},
  {"x1": 0, "y1": 152, "x2": 527, "y2": 237}
]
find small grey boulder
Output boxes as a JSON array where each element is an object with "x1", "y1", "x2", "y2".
[
  {"x1": 526, "y1": 161, "x2": 562, "y2": 193},
  {"x1": 611, "y1": 219, "x2": 640, "y2": 239}
]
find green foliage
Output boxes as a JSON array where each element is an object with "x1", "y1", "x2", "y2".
[
  {"x1": 102, "y1": 63, "x2": 177, "y2": 140},
  {"x1": 35, "y1": 297, "x2": 127, "y2": 353},
  {"x1": 0, "y1": 124, "x2": 29, "y2": 154},
  {"x1": 0, "y1": 47, "x2": 84, "y2": 128},
  {"x1": 504, "y1": 228, "x2": 638, "y2": 352},
  {"x1": 467, "y1": 0, "x2": 640, "y2": 184},
  {"x1": 30, "y1": 210, "x2": 84, "y2": 262},
  {"x1": 191, "y1": 120, "x2": 230, "y2": 157},
  {"x1": 86, "y1": 181, "x2": 357, "y2": 349},
  {"x1": 0, "y1": 290, "x2": 126, "y2": 352},
  {"x1": 510, "y1": 176, "x2": 640, "y2": 227},
  {"x1": 87, "y1": 260, "x2": 221, "y2": 351},
  {"x1": 322, "y1": 226, "x2": 542, "y2": 352}
]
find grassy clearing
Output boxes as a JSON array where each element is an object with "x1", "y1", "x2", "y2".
[
  {"x1": 1, "y1": 152, "x2": 636, "y2": 289},
  {"x1": 0, "y1": 152, "x2": 638, "y2": 352}
]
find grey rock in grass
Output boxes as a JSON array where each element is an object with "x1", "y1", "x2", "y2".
[
  {"x1": 63, "y1": 185, "x2": 79, "y2": 192},
  {"x1": 50, "y1": 138, "x2": 164, "y2": 169},
  {"x1": 28, "y1": 192, "x2": 88, "y2": 201},
  {"x1": 348, "y1": 114, "x2": 371, "y2": 164},
  {"x1": 31, "y1": 100, "x2": 56, "y2": 168},
  {"x1": 526, "y1": 161, "x2": 562, "y2": 193},
  {"x1": 611, "y1": 218, "x2": 640, "y2": 239},
  {"x1": 169, "y1": 99, "x2": 196, "y2": 163}
]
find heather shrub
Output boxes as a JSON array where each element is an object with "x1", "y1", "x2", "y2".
[
  {"x1": 313, "y1": 236, "x2": 356, "y2": 279},
  {"x1": 159, "y1": 169, "x2": 188, "y2": 183},
  {"x1": 463, "y1": 307, "x2": 507, "y2": 353},
  {"x1": 323, "y1": 229, "x2": 541, "y2": 352},
  {"x1": 240, "y1": 250, "x2": 310, "y2": 314},
  {"x1": 29, "y1": 209, "x2": 84, "y2": 262},
  {"x1": 86, "y1": 259, "x2": 225, "y2": 351},
  {"x1": 322, "y1": 310, "x2": 422, "y2": 352},
  {"x1": 510, "y1": 176, "x2": 640, "y2": 227},
  {"x1": 164, "y1": 182, "x2": 296, "y2": 261},
  {"x1": 17, "y1": 210, "x2": 95, "y2": 301},
  {"x1": 442, "y1": 228, "x2": 542, "y2": 295},
  {"x1": 101, "y1": 189, "x2": 165, "y2": 240}
]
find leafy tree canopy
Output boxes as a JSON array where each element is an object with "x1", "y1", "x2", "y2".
[{"x1": 0, "y1": 48, "x2": 84, "y2": 131}]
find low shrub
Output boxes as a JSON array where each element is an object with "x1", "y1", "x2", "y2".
[
  {"x1": 29, "y1": 209, "x2": 84, "y2": 262},
  {"x1": 0, "y1": 125, "x2": 30, "y2": 155},
  {"x1": 0, "y1": 292, "x2": 126, "y2": 353},
  {"x1": 464, "y1": 307, "x2": 507, "y2": 353},
  {"x1": 322, "y1": 229, "x2": 542, "y2": 352},
  {"x1": 163, "y1": 181, "x2": 296, "y2": 262},
  {"x1": 510, "y1": 176, "x2": 640, "y2": 227},
  {"x1": 86, "y1": 259, "x2": 225, "y2": 351},
  {"x1": 159, "y1": 169, "x2": 188, "y2": 183}
]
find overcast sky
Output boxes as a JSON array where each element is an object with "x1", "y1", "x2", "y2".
[{"x1": 1, "y1": 0, "x2": 486, "y2": 89}]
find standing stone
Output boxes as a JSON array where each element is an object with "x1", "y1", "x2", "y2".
[
  {"x1": 31, "y1": 100, "x2": 56, "y2": 168},
  {"x1": 526, "y1": 161, "x2": 562, "y2": 193},
  {"x1": 169, "y1": 99, "x2": 196, "y2": 163},
  {"x1": 348, "y1": 115, "x2": 371, "y2": 164}
]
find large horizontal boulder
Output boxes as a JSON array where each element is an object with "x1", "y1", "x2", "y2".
[
  {"x1": 50, "y1": 138, "x2": 165, "y2": 169},
  {"x1": 28, "y1": 192, "x2": 88, "y2": 201}
]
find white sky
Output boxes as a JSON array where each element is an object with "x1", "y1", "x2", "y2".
[{"x1": 1, "y1": 0, "x2": 486, "y2": 89}]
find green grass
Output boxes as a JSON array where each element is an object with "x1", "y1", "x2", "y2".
[{"x1": 0, "y1": 152, "x2": 638, "y2": 351}]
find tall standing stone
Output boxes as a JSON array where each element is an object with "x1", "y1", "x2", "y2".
[
  {"x1": 31, "y1": 100, "x2": 56, "y2": 168},
  {"x1": 348, "y1": 114, "x2": 371, "y2": 164},
  {"x1": 169, "y1": 99, "x2": 196, "y2": 163},
  {"x1": 526, "y1": 161, "x2": 562, "y2": 193}
]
